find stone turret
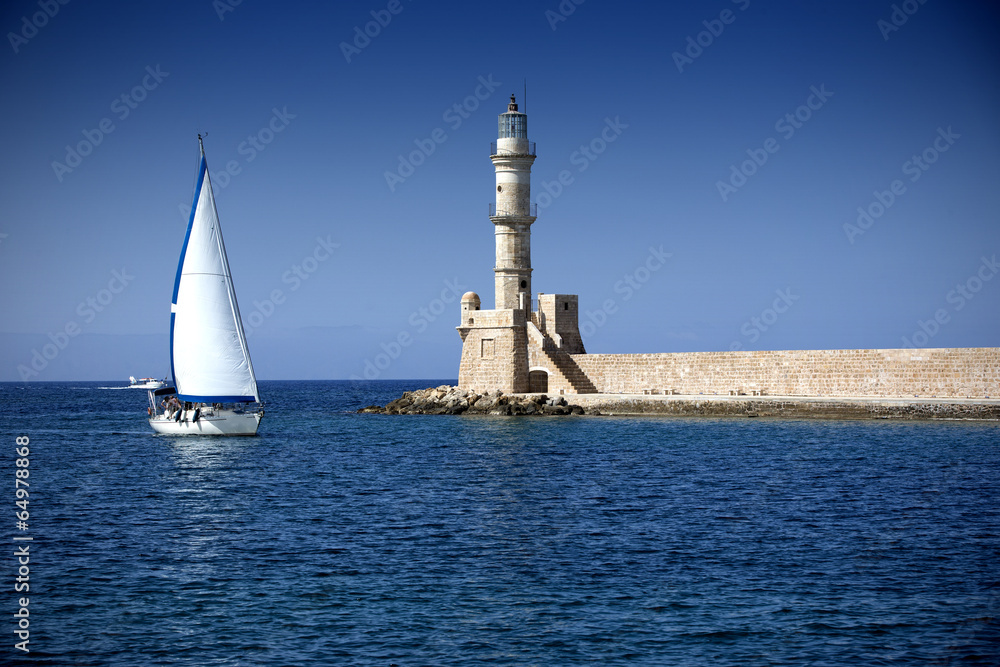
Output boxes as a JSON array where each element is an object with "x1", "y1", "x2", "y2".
[{"x1": 460, "y1": 291, "x2": 481, "y2": 327}]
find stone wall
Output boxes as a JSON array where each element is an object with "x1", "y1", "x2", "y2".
[
  {"x1": 560, "y1": 348, "x2": 1000, "y2": 399},
  {"x1": 457, "y1": 309, "x2": 529, "y2": 393}
]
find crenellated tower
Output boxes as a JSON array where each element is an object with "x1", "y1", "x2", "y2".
[{"x1": 490, "y1": 95, "x2": 537, "y2": 311}]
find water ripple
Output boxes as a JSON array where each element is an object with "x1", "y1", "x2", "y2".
[{"x1": 3, "y1": 380, "x2": 999, "y2": 665}]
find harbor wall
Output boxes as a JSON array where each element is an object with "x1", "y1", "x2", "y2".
[{"x1": 560, "y1": 347, "x2": 1000, "y2": 399}]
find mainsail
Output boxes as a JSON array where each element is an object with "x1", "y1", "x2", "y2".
[{"x1": 169, "y1": 139, "x2": 259, "y2": 403}]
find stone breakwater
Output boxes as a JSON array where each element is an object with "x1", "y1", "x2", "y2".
[
  {"x1": 360, "y1": 387, "x2": 1000, "y2": 420},
  {"x1": 358, "y1": 386, "x2": 587, "y2": 416},
  {"x1": 568, "y1": 394, "x2": 1000, "y2": 421}
]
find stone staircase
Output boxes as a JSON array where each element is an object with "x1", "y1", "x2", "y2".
[{"x1": 527, "y1": 321, "x2": 597, "y2": 394}]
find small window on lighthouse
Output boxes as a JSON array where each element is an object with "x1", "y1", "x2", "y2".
[
  {"x1": 520, "y1": 280, "x2": 527, "y2": 288},
  {"x1": 497, "y1": 185, "x2": 502, "y2": 192}
]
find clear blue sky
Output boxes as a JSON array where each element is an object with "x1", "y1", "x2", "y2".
[{"x1": 2, "y1": 0, "x2": 998, "y2": 381}]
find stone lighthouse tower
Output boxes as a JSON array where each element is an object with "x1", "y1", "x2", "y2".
[
  {"x1": 457, "y1": 96, "x2": 589, "y2": 395},
  {"x1": 491, "y1": 95, "x2": 536, "y2": 311}
]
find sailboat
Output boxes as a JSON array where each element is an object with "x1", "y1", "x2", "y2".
[{"x1": 147, "y1": 136, "x2": 264, "y2": 436}]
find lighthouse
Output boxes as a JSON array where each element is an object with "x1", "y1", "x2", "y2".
[
  {"x1": 457, "y1": 95, "x2": 587, "y2": 395},
  {"x1": 491, "y1": 95, "x2": 536, "y2": 311}
]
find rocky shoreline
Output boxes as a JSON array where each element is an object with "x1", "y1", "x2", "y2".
[
  {"x1": 358, "y1": 386, "x2": 588, "y2": 416},
  {"x1": 359, "y1": 386, "x2": 1000, "y2": 420}
]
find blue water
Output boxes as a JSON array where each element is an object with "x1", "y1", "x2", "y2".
[{"x1": 2, "y1": 380, "x2": 998, "y2": 665}]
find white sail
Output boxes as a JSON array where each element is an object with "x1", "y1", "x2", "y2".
[{"x1": 170, "y1": 145, "x2": 259, "y2": 403}]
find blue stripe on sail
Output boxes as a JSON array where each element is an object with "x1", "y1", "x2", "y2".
[
  {"x1": 176, "y1": 394, "x2": 258, "y2": 403},
  {"x1": 172, "y1": 156, "x2": 207, "y2": 306},
  {"x1": 168, "y1": 311, "x2": 176, "y2": 392}
]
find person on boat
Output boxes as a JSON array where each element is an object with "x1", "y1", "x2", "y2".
[{"x1": 161, "y1": 396, "x2": 182, "y2": 418}]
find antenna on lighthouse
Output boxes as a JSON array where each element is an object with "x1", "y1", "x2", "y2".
[{"x1": 523, "y1": 79, "x2": 527, "y2": 113}]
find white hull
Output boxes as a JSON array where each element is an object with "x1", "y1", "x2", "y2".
[{"x1": 149, "y1": 409, "x2": 262, "y2": 436}]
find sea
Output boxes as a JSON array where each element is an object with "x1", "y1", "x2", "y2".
[{"x1": 1, "y1": 380, "x2": 998, "y2": 666}]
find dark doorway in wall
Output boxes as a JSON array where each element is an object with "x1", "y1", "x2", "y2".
[{"x1": 528, "y1": 369, "x2": 549, "y2": 393}]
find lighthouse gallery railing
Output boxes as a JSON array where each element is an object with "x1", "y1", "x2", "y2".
[
  {"x1": 490, "y1": 141, "x2": 536, "y2": 157},
  {"x1": 489, "y1": 203, "x2": 538, "y2": 217}
]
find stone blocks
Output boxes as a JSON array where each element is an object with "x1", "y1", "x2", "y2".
[
  {"x1": 457, "y1": 308, "x2": 529, "y2": 393},
  {"x1": 569, "y1": 348, "x2": 999, "y2": 398}
]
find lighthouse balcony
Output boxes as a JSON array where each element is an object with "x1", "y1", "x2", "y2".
[
  {"x1": 490, "y1": 203, "x2": 537, "y2": 218},
  {"x1": 490, "y1": 141, "x2": 536, "y2": 157}
]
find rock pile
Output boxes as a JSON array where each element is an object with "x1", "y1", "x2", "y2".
[{"x1": 358, "y1": 385, "x2": 588, "y2": 416}]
